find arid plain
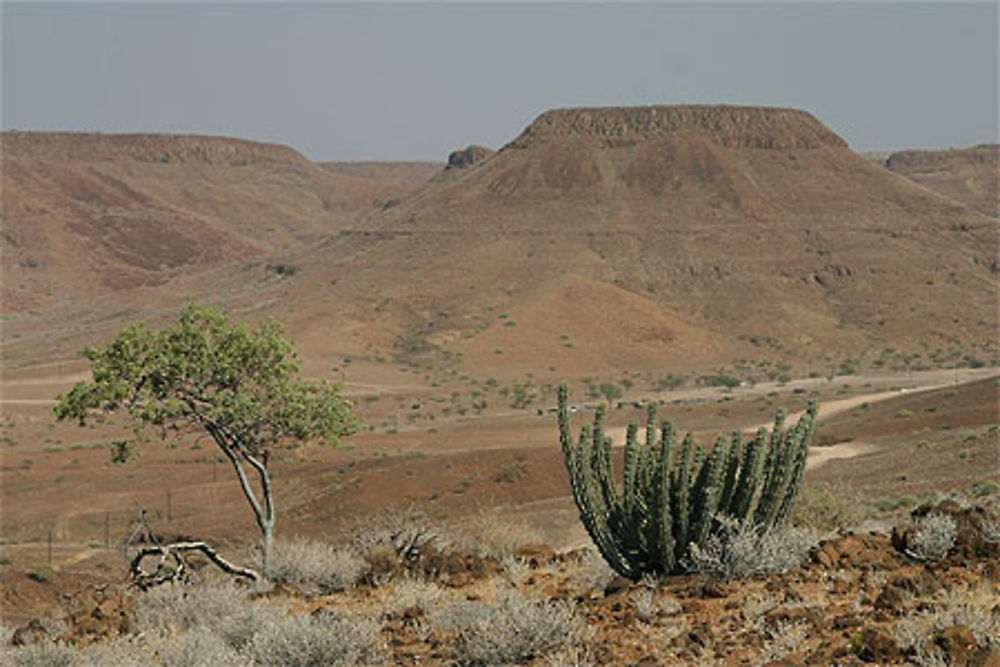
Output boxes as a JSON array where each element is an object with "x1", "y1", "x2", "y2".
[{"x1": 1, "y1": 107, "x2": 998, "y2": 664}]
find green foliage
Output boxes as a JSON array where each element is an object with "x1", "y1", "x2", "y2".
[
  {"x1": 53, "y1": 304, "x2": 359, "y2": 573},
  {"x1": 598, "y1": 382, "x2": 623, "y2": 402},
  {"x1": 654, "y1": 374, "x2": 685, "y2": 391},
  {"x1": 700, "y1": 374, "x2": 741, "y2": 389},
  {"x1": 54, "y1": 304, "x2": 358, "y2": 457},
  {"x1": 109, "y1": 439, "x2": 135, "y2": 465},
  {"x1": 558, "y1": 384, "x2": 816, "y2": 579}
]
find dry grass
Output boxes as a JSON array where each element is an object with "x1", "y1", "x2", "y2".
[
  {"x1": 267, "y1": 538, "x2": 366, "y2": 595},
  {"x1": 429, "y1": 588, "x2": 590, "y2": 664},
  {"x1": 686, "y1": 517, "x2": 817, "y2": 579},
  {"x1": 894, "y1": 584, "x2": 1000, "y2": 663},
  {"x1": 246, "y1": 611, "x2": 385, "y2": 667},
  {"x1": 904, "y1": 513, "x2": 957, "y2": 562}
]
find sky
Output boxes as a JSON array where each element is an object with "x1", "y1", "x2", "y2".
[{"x1": 2, "y1": 2, "x2": 997, "y2": 161}]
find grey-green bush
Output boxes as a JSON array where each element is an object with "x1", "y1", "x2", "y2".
[
  {"x1": 558, "y1": 384, "x2": 817, "y2": 578},
  {"x1": 266, "y1": 538, "x2": 365, "y2": 595},
  {"x1": 432, "y1": 590, "x2": 589, "y2": 665},
  {"x1": 246, "y1": 612, "x2": 384, "y2": 667},
  {"x1": 685, "y1": 516, "x2": 817, "y2": 579}
]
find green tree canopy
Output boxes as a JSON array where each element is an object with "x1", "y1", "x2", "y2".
[{"x1": 55, "y1": 304, "x2": 359, "y2": 576}]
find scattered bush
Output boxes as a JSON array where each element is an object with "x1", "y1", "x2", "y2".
[
  {"x1": 970, "y1": 479, "x2": 1000, "y2": 497},
  {"x1": 630, "y1": 587, "x2": 679, "y2": 623},
  {"x1": 905, "y1": 513, "x2": 957, "y2": 562},
  {"x1": 686, "y1": 516, "x2": 817, "y2": 579},
  {"x1": 654, "y1": 374, "x2": 685, "y2": 391},
  {"x1": 267, "y1": 538, "x2": 365, "y2": 595},
  {"x1": 453, "y1": 515, "x2": 543, "y2": 560},
  {"x1": 794, "y1": 482, "x2": 869, "y2": 531},
  {"x1": 247, "y1": 612, "x2": 384, "y2": 667},
  {"x1": 0, "y1": 640, "x2": 77, "y2": 667},
  {"x1": 895, "y1": 586, "x2": 1000, "y2": 658},
  {"x1": 134, "y1": 581, "x2": 283, "y2": 650},
  {"x1": 432, "y1": 590, "x2": 589, "y2": 664},
  {"x1": 597, "y1": 383, "x2": 623, "y2": 402},
  {"x1": 383, "y1": 578, "x2": 446, "y2": 617},
  {"x1": 568, "y1": 548, "x2": 616, "y2": 595},
  {"x1": 156, "y1": 631, "x2": 248, "y2": 667}
]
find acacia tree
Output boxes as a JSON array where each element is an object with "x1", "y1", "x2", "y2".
[{"x1": 55, "y1": 304, "x2": 358, "y2": 578}]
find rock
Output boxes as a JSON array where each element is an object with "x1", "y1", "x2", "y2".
[
  {"x1": 514, "y1": 543, "x2": 555, "y2": 567},
  {"x1": 11, "y1": 619, "x2": 48, "y2": 646},
  {"x1": 833, "y1": 613, "x2": 861, "y2": 630},
  {"x1": 895, "y1": 502, "x2": 1000, "y2": 563},
  {"x1": 934, "y1": 626, "x2": 980, "y2": 666},
  {"x1": 856, "y1": 629, "x2": 900, "y2": 663},
  {"x1": 604, "y1": 575, "x2": 633, "y2": 597},
  {"x1": 445, "y1": 572, "x2": 472, "y2": 588},
  {"x1": 874, "y1": 585, "x2": 909, "y2": 613},
  {"x1": 701, "y1": 581, "x2": 732, "y2": 598},
  {"x1": 813, "y1": 533, "x2": 900, "y2": 569},
  {"x1": 446, "y1": 145, "x2": 494, "y2": 170}
]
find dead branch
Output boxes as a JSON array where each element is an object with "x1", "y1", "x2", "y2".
[{"x1": 129, "y1": 541, "x2": 260, "y2": 590}]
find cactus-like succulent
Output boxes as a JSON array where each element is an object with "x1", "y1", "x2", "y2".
[{"x1": 558, "y1": 385, "x2": 817, "y2": 578}]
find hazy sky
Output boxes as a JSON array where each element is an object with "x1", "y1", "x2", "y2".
[{"x1": 3, "y1": 2, "x2": 997, "y2": 161}]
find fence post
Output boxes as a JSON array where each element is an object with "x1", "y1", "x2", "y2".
[{"x1": 48, "y1": 530, "x2": 53, "y2": 566}]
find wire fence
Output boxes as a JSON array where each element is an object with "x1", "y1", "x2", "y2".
[{"x1": 2, "y1": 485, "x2": 255, "y2": 572}]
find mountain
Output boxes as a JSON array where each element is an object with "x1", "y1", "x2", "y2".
[
  {"x1": 1, "y1": 132, "x2": 410, "y2": 311},
  {"x1": 879, "y1": 144, "x2": 998, "y2": 218},
  {"x1": 248, "y1": 105, "x2": 996, "y2": 377},
  {"x1": 2, "y1": 108, "x2": 996, "y2": 378}
]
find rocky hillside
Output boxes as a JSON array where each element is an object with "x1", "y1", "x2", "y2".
[
  {"x1": 2, "y1": 498, "x2": 998, "y2": 665},
  {"x1": 1, "y1": 132, "x2": 410, "y2": 311},
  {"x1": 227, "y1": 105, "x2": 997, "y2": 377},
  {"x1": 882, "y1": 144, "x2": 998, "y2": 218},
  {"x1": 2, "y1": 108, "x2": 996, "y2": 377}
]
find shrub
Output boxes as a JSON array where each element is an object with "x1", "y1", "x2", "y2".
[
  {"x1": 382, "y1": 578, "x2": 446, "y2": 617},
  {"x1": 558, "y1": 384, "x2": 817, "y2": 578},
  {"x1": 654, "y1": 374, "x2": 685, "y2": 391},
  {"x1": 895, "y1": 586, "x2": 1000, "y2": 657},
  {"x1": 794, "y1": 482, "x2": 868, "y2": 531},
  {"x1": 431, "y1": 590, "x2": 589, "y2": 664},
  {"x1": 568, "y1": 548, "x2": 616, "y2": 595},
  {"x1": 597, "y1": 383, "x2": 623, "y2": 402},
  {"x1": 905, "y1": 513, "x2": 957, "y2": 562},
  {"x1": 76, "y1": 633, "x2": 213, "y2": 667},
  {"x1": 267, "y1": 538, "x2": 365, "y2": 595},
  {"x1": 686, "y1": 516, "x2": 817, "y2": 579},
  {"x1": 0, "y1": 640, "x2": 77, "y2": 667},
  {"x1": 630, "y1": 587, "x2": 679, "y2": 623},
  {"x1": 453, "y1": 515, "x2": 543, "y2": 560},
  {"x1": 970, "y1": 479, "x2": 1000, "y2": 497},
  {"x1": 155, "y1": 629, "x2": 249, "y2": 667},
  {"x1": 134, "y1": 581, "x2": 283, "y2": 649},
  {"x1": 247, "y1": 612, "x2": 384, "y2": 666}
]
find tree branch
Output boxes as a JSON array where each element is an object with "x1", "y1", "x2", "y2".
[
  {"x1": 130, "y1": 541, "x2": 260, "y2": 589},
  {"x1": 241, "y1": 450, "x2": 274, "y2": 528},
  {"x1": 206, "y1": 423, "x2": 268, "y2": 538}
]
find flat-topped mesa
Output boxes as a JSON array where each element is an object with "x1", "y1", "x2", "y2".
[
  {"x1": 506, "y1": 105, "x2": 849, "y2": 151},
  {"x1": 887, "y1": 143, "x2": 999, "y2": 171},
  {"x1": 1, "y1": 131, "x2": 309, "y2": 167}
]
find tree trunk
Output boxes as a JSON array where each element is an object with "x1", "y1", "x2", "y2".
[
  {"x1": 213, "y1": 431, "x2": 275, "y2": 579},
  {"x1": 261, "y1": 520, "x2": 274, "y2": 577}
]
